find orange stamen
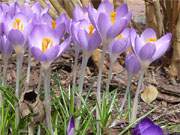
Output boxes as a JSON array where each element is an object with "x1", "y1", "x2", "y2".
[
  {"x1": 146, "y1": 38, "x2": 157, "y2": 43},
  {"x1": 116, "y1": 34, "x2": 123, "y2": 39},
  {"x1": 42, "y1": 38, "x2": 53, "y2": 53},
  {"x1": 52, "y1": 20, "x2": 56, "y2": 29},
  {"x1": 88, "y1": 24, "x2": 94, "y2": 35},
  {"x1": 110, "y1": 11, "x2": 117, "y2": 24},
  {"x1": 13, "y1": 18, "x2": 24, "y2": 31}
]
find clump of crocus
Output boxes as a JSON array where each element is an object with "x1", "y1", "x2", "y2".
[
  {"x1": 23, "y1": 2, "x2": 51, "y2": 91},
  {"x1": 130, "y1": 28, "x2": 172, "y2": 122},
  {"x1": 29, "y1": 23, "x2": 71, "y2": 134},
  {"x1": 132, "y1": 117, "x2": 164, "y2": 135},
  {"x1": 88, "y1": 1, "x2": 132, "y2": 40},
  {"x1": 67, "y1": 116, "x2": 75, "y2": 135},
  {"x1": 5, "y1": 2, "x2": 33, "y2": 126},
  {"x1": 71, "y1": 5, "x2": 90, "y2": 88},
  {"x1": 88, "y1": 1, "x2": 132, "y2": 133},
  {"x1": 71, "y1": 13, "x2": 101, "y2": 128},
  {"x1": 72, "y1": 5, "x2": 101, "y2": 102},
  {"x1": 106, "y1": 28, "x2": 130, "y2": 92}
]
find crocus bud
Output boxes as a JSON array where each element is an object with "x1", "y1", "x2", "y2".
[
  {"x1": 125, "y1": 53, "x2": 141, "y2": 75},
  {"x1": 132, "y1": 117, "x2": 164, "y2": 135},
  {"x1": 67, "y1": 116, "x2": 75, "y2": 135}
]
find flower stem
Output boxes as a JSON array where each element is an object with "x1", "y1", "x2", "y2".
[
  {"x1": 37, "y1": 66, "x2": 43, "y2": 92},
  {"x1": 119, "y1": 74, "x2": 132, "y2": 115},
  {"x1": 96, "y1": 43, "x2": 106, "y2": 135},
  {"x1": 131, "y1": 70, "x2": 145, "y2": 123},
  {"x1": 76, "y1": 52, "x2": 89, "y2": 129},
  {"x1": 0, "y1": 55, "x2": 9, "y2": 107},
  {"x1": 78, "y1": 53, "x2": 89, "y2": 96},
  {"x1": 72, "y1": 47, "x2": 79, "y2": 89},
  {"x1": 25, "y1": 48, "x2": 31, "y2": 91},
  {"x1": 15, "y1": 53, "x2": 24, "y2": 128},
  {"x1": 28, "y1": 124, "x2": 34, "y2": 135},
  {"x1": 128, "y1": 81, "x2": 132, "y2": 123},
  {"x1": 2, "y1": 55, "x2": 9, "y2": 86},
  {"x1": 106, "y1": 54, "x2": 116, "y2": 94},
  {"x1": 43, "y1": 66, "x2": 53, "y2": 134}
]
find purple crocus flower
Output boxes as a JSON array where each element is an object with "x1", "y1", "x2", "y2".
[
  {"x1": 108, "y1": 28, "x2": 130, "y2": 56},
  {"x1": 131, "y1": 28, "x2": 172, "y2": 68},
  {"x1": 7, "y1": 11, "x2": 32, "y2": 54},
  {"x1": 67, "y1": 117, "x2": 75, "y2": 135},
  {"x1": 132, "y1": 117, "x2": 164, "y2": 135},
  {"x1": 88, "y1": 0, "x2": 132, "y2": 40},
  {"x1": 29, "y1": 24, "x2": 70, "y2": 63},
  {"x1": 71, "y1": 19, "x2": 101, "y2": 53}
]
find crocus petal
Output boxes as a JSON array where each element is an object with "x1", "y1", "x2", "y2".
[
  {"x1": 132, "y1": 118, "x2": 163, "y2": 135},
  {"x1": 124, "y1": 12, "x2": 132, "y2": 23},
  {"x1": 139, "y1": 43, "x2": 156, "y2": 60},
  {"x1": 58, "y1": 37, "x2": 71, "y2": 57},
  {"x1": 125, "y1": 53, "x2": 141, "y2": 75},
  {"x1": 152, "y1": 33, "x2": 172, "y2": 60},
  {"x1": 54, "y1": 23, "x2": 65, "y2": 39},
  {"x1": 71, "y1": 21, "x2": 80, "y2": 45},
  {"x1": 97, "y1": 13, "x2": 111, "y2": 38},
  {"x1": 107, "y1": 19, "x2": 127, "y2": 38},
  {"x1": 0, "y1": 36, "x2": 13, "y2": 55},
  {"x1": 31, "y1": 47, "x2": 44, "y2": 61},
  {"x1": 8, "y1": 30, "x2": 25, "y2": 46},
  {"x1": 78, "y1": 29, "x2": 88, "y2": 50},
  {"x1": 88, "y1": 6, "x2": 98, "y2": 28},
  {"x1": 88, "y1": 31, "x2": 101, "y2": 52},
  {"x1": 109, "y1": 39, "x2": 127, "y2": 54},
  {"x1": 43, "y1": 45, "x2": 60, "y2": 61},
  {"x1": 141, "y1": 28, "x2": 157, "y2": 42},
  {"x1": 116, "y1": 3, "x2": 128, "y2": 18},
  {"x1": 135, "y1": 36, "x2": 145, "y2": 55},
  {"x1": 73, "y1": 5, "x2": 88, "y2": 21},
  {"x1": 130, "y1": 28, "x2": 137, "y2": 50},
  {"x1": 67, "y1": 117, "x2": 75, "y2": 135},
  {"x1": 121, "y1": 28, "x2": 130, "y2": 38},
  {"x1": 98, "y1": 0, "x2": 114, "y2": 13},
  {"x1": 142, "y1": 125, "x2": 164, "y2": 135}
]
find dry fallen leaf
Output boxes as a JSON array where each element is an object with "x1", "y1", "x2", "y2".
[
  {"x1": 91, "y1": 49, "x2": 108, "y2": 73},
  {"x1": 141, "y1": 85, "x2": 158, "y2": 104},
  {"x1": 91, "y1": 49, "x2": 102, "y2": 68}
]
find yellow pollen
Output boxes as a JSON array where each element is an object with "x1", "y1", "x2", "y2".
[
  {"x1": 13, "y1": 18, "x2": 24, "y2": 31},
  {"x1": 52, "y1": 20, "x2": 56, "y2": 29},
  {"x1": 146, "y1": 38, "x2": 157, "y2": 43},
  {"x1": 110, "y1": 11, "x2": 117, "y2": 24},
  {"x1": 116, "y1": 34, "x2": 123, "y2": 39},
  {"x1": 88, "y1": 24, "x2": 94, "y2": 35},
  {"x1": 42, "y1": 38, "x2": 53, "y2": 53}
]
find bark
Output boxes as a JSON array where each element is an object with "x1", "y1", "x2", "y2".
[
  {"x1": 49, "y1": 0, "x2": 66, "y2": 14},
  {"x1": 171, "y1": 11, "x2": 180, "y2": 78},
  {"x1": 153, "y1": 0, "x2": 164, "y2": 36},
  {"x1": 168, "y1": 1, "x2": 180, "y2": 78},
  {"x1": 39, "y1": 0, "x2": 58, "y2": 18},
  {"x1": 145, "y1": 0, "x2": 158, "y2": 33}
]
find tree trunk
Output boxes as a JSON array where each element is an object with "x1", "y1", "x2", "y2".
[
  {"x1": 171, "y1": 11, "x2": 180, "y2": 78},
  {"x1": 145, "y1": 0, "x2": 158, "y2": 34}
]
